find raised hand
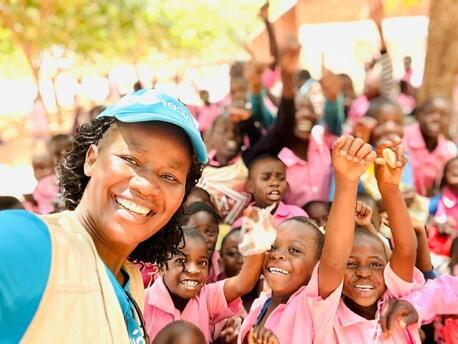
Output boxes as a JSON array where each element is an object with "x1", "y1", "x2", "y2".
[
  {"x1": 332, "y1": 135, "x2": 377, "y2": 183},
  {"x1": 374, "y1": 137, "x2": 407, "y2": 190},
  {"x1": 320, "y1": 68, "x2": 341, "y2": 102},
  {"x1": 353, "y1": 116, "x2": 377, "y2": 143},
  {"x1": 355, "y1": 201, "x2": 374, "y2": 229},
  {"x1": 380, "y1": 299, "x2": 419, "y2": 338},
  {"x1": 218, "y1": 316, "x2": 242, "y2": 343},
  {"x1": 248, "y1": 326, "x2": 279, "y2": 344},
  {"x1": 259, "y1": 2, "x2": 269, "y2": 21},
  {"x1": 368, "y1": 0, "x2": 384, "y2": 28},
  {"x1": 279, "y1": 38, "x2": 301, "y2": 76}
]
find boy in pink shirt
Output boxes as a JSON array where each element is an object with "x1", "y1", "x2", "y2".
[
  {"x1": 238, "y1": 136, "x2": 376, "y2": 343},
  {"x1": 403, "y1": 97, "x2": 457, "y2": 196},
  {"x1": 232, "y1": 154, "x2": 307, "y2": 228},
  {"x1": 144, "y1": 223, "x2": 268, "y2": 342}
]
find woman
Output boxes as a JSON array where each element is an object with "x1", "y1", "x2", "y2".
[{"x1": 0, "y1": 89, "x2": 207, "y2": 343}]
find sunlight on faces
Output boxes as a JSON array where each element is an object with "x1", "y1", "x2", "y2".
[
  {"x1": 343, "y1": 234, "x2": 388, "y2": 312},
  {"x1": 219, "y1": 229, "x2": 244, "y2": 278},
  {"x1": 264, "y1": 220, "x2": 320, "y2": 298},
  {"x1": 248, "y1": 158, "x2": 288, "y2": 208},
  {"x1": 294, "y1": 93, "x2": 318, "y2": 140},
  {"x1": 185, "y1": 211, "x2": 219, "y2": 258},
  {"x1": 80, "y1": 122, "x2": 192, "y2": 250},
  {"x1": 163, "y1": 236, "x2": 209, "y2": 299}
]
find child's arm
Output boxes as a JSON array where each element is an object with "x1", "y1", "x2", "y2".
[
  {"x1": 411, "y1": 217, "x2": 434, "y2": 276},
  {"x1": 375, "y1": 139, "x2": 417, "y2": 282},
  {"x1": 355, "y1": 200, "x2": 376, "y2": 232},
  {"x1": 224, "y1": 207, "x2": 273, "y2": 303},
  {"x1": 319, "y1": 136, "x2": 376, "y2": 298}
]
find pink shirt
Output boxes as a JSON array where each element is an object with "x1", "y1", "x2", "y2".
[
  {"x1": 237, "y1": 263, "x2": 343, "y2": 344},
  {"x1": 435, "y1": 186, "x2": 458, "y2": 230},
  {"x1": 278, "y1": 125, "x2": 335, "y2": 207},
  {"x1": 348, "y1": 95, "x2": 370, "y2": 127},
  {"x1": 322, "y1": 263, "x2": 425, "y2": 344},
  {"x1": 198, "y1": 104, "x2": 221, "y2": 133},
  {"x1": 208, "y1": 251, "x2": 221, "y2": 284},
  {"x1": 403, "y1": 122, "x2": 457, "y2": 196},
  {"x1": 232, "y1": 201, "x2": 308, "y2": 228},
  {"x1": 402, "y1": 275, "x2": 458, "y2": 324},
  {"x1": 144, "y1": 276, "x2": 243, "y2": 342}
]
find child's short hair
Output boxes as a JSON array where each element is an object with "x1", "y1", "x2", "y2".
[
  {"x1": 281, "y1": 216, "x2": 324, "y2": 259},
  {"x1": 354, "y1": 226, "x2": 391, "y2": 260},
  {"x1": 365, "y1": 97, "x2": 402, "y2": 119},
  {"x1": 439, "y1": 156, "x2": 458, "y2": 189},
  {"x1": 0, "y1": 196, "x2": 24, "y2": 210},
  {"x1": 184, "y1": 201, "x2": 221, "y2": 223},
  {"x1": 220, "y1": 227, "x2": 241, "y2": 253},
  {"x1": 302, "y1": 200, "x2": 331, "y2": 214},
  {"x1": 185, "y1": 186, "x2": 212, "y2": 205},
  {"x1": 247, "y1": 154, "x2": 285, "y2": 178},
  {"x1": 153, "y1": 320, "x2": 206, "y2": 344}
]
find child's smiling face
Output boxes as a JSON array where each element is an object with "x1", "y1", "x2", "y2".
[
  {"x1": 163, "y1": 235, "x2": 209, "y2": 299},
  {"x1": 343, "y1": 234, "x2": 388, "y2": 312},
  {"x1": 263, "y1": 220, "x2": 321, "y2": 298}
]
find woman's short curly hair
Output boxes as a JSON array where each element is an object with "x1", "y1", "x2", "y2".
[{"x1": 58, "y1": 117, "x2": 203, "y2": 266}]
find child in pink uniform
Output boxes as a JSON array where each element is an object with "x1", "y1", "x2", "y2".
[
  {"x1": 232, "y1": 154, "x2": 307, "y2": 228},
  {"x1": 403, "y1": 97, "x2": 457, "y2": 197},
  {"x1": 184, "y1": 201, "x2": 222, "y2": 283},
  {"x1": 435, "y1": 157, "x2": 458, "y2": 230},
  {"x1": 144, "y1": 227, "x2": 266, "y2": 343},
  {"x1": 321, "y1": 138, "x2": 425, "y2": 344},
  {"x1": 238, "y1": 136, "x2": 376, "y2": 344}
]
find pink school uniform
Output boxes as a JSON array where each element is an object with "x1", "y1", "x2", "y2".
[
  {"x1": 232, "y1": 201, "x2": 308, "y2": 228},
  {"x1": 403, "y1": 122, "x2": 457, "y2": 196},
  {"x1": 144, "y1": 276, "x2": 243, "y2": 342},
  {"x1": 237, "y1": 263, "x2": 343, "y2": 344},
  {"x1": 279, "y1": 125, "x2": 335, "y2": 207},
  {"x1": 197, "y1": 104, "x2": 221, "y2": 133},
  {"x1": 320, "y1": 263, "x2": 425, "y2": 344},
  {"x1": 435, "y1": 186, "x2": 458, "y2": 230}
]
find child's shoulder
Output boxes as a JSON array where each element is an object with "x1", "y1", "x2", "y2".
[{"x1": 383, "y1": 263, "x2": 425, "y2": 299}]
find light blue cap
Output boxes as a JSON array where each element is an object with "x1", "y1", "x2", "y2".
[{"x1": 97, "y1": 89, "x2": 208, "y2": 163}]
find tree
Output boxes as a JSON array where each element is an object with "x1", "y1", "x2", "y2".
[{"x1": 418, "y1": 0, "x2": 458, "y2": 103}]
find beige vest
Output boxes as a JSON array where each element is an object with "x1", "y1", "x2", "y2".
[{"x1": 21, "y1": 211, "x2": 144, "y2": 343}]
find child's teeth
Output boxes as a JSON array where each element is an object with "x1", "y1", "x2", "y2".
[
  {"x1": 116, "y1": 197, "x2": 150, "y2": 216},
  {"x1": 269, "y1": 267, "x2": 289, "y2": 275},
  {"x1": 355, "y1": 284, "x2": 374, "y2": 290},
  {"x1": 181, "y1": 280, "x2": 199, "y2": 288}
]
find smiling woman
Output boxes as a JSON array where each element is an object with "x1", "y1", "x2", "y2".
[{"x1": 0, "y1": 89, "x2": 207, "y2": 343}]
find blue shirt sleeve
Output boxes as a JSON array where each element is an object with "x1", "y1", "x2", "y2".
[{"x1": 0, "y1": 210, "x2": 51, "y2": 343}]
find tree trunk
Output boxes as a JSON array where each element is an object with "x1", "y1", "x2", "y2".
[{"x1": 419, "y1": 0, "x2": 458, "y2": 103}]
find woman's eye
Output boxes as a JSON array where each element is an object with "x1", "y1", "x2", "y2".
[
  {"x1": 121, "y1": 156, "x2": 138, "y2": 165},
  {"x1": 161, "y1": 174, "x2": 177, "y2": 182}
]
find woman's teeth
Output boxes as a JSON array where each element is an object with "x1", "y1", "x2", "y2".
[
  {"x1": 268, "y1": 267, "x2": 289, "y2": 276},
  {"x1": 115, "y1": 197, "x2": 150, "y2": 216},
  {"x1": 355, "y1": 284, "x2": 374, "y2": 292},
  {"x1": 297, "y1": 120, "x2": 312, "y2": 132},
  {"x1": 180, "y1": 280, "x2": 199, "y2": 288}
]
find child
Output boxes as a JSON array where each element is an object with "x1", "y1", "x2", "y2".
[
  {"x1": 144, "y1": 225, "x2": 267, "y2": 343},
  {"x1": 184, "y1": 186, "x2": 214, "y2": 208},
  {"x1": 321, "y1": 138, "x2": 425, "y2": 343},
  {"x1": 435, "y1": 156, "x2": 458, "y2": 230},
  {"x1": 184, "y1": 201, "x2": 221, "y2": 283},
  {"x1": 238, "y1": 136, "x2": 376, "y2": 343},
  {"x1": 403, "y1": 97, "x2": 457, "y2": 196},
  {"x1": 218, "y1": 228, "x2": 263, "y2": 312},
  {"x1": 0, "y1": 195, "x2": 24, "y2": 210},
  {"x1": 153, "y1": 320, "x2": 206, "y2": 344},
  {"x1": 303, "y1": 200, "x2": 331, "y2": 229},
  {"x1": 232, "y1": 154, "x2": 307, "y2": 228}
]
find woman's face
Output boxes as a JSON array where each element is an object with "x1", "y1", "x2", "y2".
[{"x1": 81, "y1": 122, "x2": 192, "y2": 250}]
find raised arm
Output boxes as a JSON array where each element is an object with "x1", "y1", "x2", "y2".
[
  {"x1": 320, "y1": 68, "x2": 345, "y2": 136},
  {"x1": 259, "y1": 2, "x2": 279, "y2": 70},
  {"x1": 375, "y1": 139, "x2": 417, "y2": 282},
  {"x1": 319, "y1": 136, "x2": 376, "y2": 298}
]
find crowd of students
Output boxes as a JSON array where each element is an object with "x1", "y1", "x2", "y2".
[{"x1": 1, "y1": 0, "x2": 458, "y2": 343}]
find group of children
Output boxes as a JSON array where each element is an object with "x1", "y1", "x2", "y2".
[{"x1": 1, "y1": 1, "x2": 458, "y2": 343}]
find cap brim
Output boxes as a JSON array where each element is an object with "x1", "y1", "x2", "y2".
[{"x1": 110, "y1": 111, "x2": 208, "y2": 164}]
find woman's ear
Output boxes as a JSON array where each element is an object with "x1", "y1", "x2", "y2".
[{"x1": 83, "y1": 144, "x2": 99, "y2": 177}]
